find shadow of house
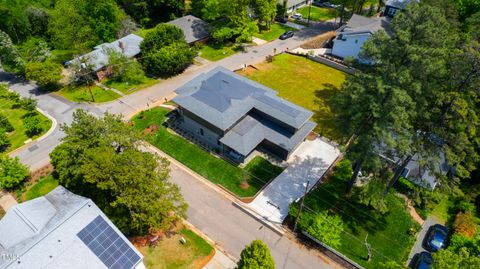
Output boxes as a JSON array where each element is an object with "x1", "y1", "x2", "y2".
[{"x1": 167, "y1": 15, "x2": 211, "y2": 45}]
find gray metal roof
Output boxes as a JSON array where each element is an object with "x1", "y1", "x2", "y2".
[
  {"x1": 0, "y1": 186, "x2": 143, "y2": 269},
  {"x1": 66, "y1": 34, "x2": 143, "y2": 71},
  {"x1": 167, "y1": 15, "x2": 210, "y2": 44},
  {"x1": 338, "y1": 14, "x2": 391, "y2": 36},
  {"x1": 220, "y1": 115, "x2": 316, "y2": 156},
  {"x1": 173, "y1": 67, "x2": 314, "y2": 131}
]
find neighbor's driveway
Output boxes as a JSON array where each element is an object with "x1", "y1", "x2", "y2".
[{"x1": 248, "y1": 138, "x2": 340, "y2": 226}]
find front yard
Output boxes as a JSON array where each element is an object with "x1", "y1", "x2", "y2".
[
  {"x1": 104, "y1": 77, "x2": 159, "y2": 95},
  {"x1": 296, "y1": 6, "x2": 338, "y2": 22},
  {"x1": 289, "y1": 161, "x2": 419, "y2": 268},
  {"x1": 237, "y1": 53, "x2": 347, "y2": 142},
  {"x1": 198, "y1": 42, "x2": 243, "y2": 61},
  {"x1": 254, "y1": 23, "x2": 296, "y2": 42},
  {"x1": 24, "y1": 175, "x2": 59, "y2": 201},
  {"x1": 0, "y1": 94, "x2": 52, "y2": 152},
  {"x1": 139, "y1": 227, "x2": 214, "y2": 269},
  {"x1": 131, "y1": 107, "x2": 284, "y2": 197},
  {"x1": 56, "y1": 85, "x2": 121, "y2": 103}
]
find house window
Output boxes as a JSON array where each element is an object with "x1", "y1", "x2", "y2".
[
  {"x1": 355, "y1": 39, "x2": 358, "y2": 44},
  {"x1": 199, "y1": 128, "x2": 204, "y2": 136},
  {"x1": 387, "y1": 8, "x2": 397, "y2": 16},
  {"x1": 401, "y1": 168, "x2": 410, "y2": 178}
]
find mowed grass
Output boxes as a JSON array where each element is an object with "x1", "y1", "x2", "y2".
[
  {"x1": 0, "y1": 97, "x2": 52, "y2": 152},
  {"x1": 131, "y1": 107, "x2": 284, "y2": 197},
  {"x1": 199, "y1": 42, "x2": 243, "y2": 61},
  {"x1": 292, "y1": 165, "x2": 419, "y2": 268},
  {"x1": 254, "y1": 23, "x2": 296, "y2": 41},
  {"x1": 140, "y1": 227, "x2": 214, "y2": 269},
  {"x1": 57, "y1": 85, "x2": 121, "y2": 103},
  {"x1": 24, "y1": 176, "x2": 59, "y2": 201},
  {"x1": 104, "y1": 77, "x2": 159, "y2": 95},
  {"x1": 238, "y1": 53, "x2": 347, "y2": 141},
  {"x1": 297, "y1": 6, "x2": 338, "y2": 21}
]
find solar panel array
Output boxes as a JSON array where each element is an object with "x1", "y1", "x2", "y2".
[{"x1": 77, "y1": 215, "x2": 141, "y2": 269}]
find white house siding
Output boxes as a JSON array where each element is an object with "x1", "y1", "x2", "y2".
[
  {"x1": 331, "y1": 33, "x2": 372, "y2": 60},
  {"x1": 180, "y1": 115, "x2": 223, "y2": 151},
  {"x1": 278, "y1": 0, "x2": 310, "y2": 12}
]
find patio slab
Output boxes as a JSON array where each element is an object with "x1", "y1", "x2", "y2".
[{"x1": 248, "y1": 138, "x2": 340, "y2": 225}]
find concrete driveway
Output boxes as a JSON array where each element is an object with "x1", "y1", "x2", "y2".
[{"x1": 248, "y1": 138, "x2": 340, "y2": 226}]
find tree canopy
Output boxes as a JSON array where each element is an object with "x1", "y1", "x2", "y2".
[
  {"x1": 0, "y1": 154, "x2": 29, "y2": 190},
  {"x1": 237, "y1": 240, "x2": 275, "y2": 269},
  {"x1": 49, "y1": 110, "x2": 187, "y2": 235}
]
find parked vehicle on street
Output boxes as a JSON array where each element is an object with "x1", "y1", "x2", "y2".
[
  {"x1": 279, "y1": 31, "x2": 294, "y2": 40},
  {"x1": 424, "y1": 224, "x2": 448, "y2": 252},
  {"x1": 291, "y1": 13, "x2": 302, "y2": 20},
  {"x1": 412, "y1": 252, "x2": 433, "y2": 269}
]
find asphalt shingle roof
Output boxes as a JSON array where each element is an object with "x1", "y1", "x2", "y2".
[
  {"x1": 338, "y1": 14, "x2": 391, "y2": 36},
  {"x1": 167, "y1": 15, "x2": 210, "y2": 44}
]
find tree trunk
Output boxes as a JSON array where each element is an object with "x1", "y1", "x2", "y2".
[
  {"x1": 339, "y1": 1, "x2": 346, "y2": 26},
  {"x1": 385, "y1": 154, "x2": 413, "y2": 194},
  {"x1": 351, "y1": 0, "x2": 358, "y2": 17},
  {"x1": 346, "y1": 159, "x2": 363, "y2": 195},
  {"x1": 357, "y1": 0, "x2": 366, "y2": 14}
]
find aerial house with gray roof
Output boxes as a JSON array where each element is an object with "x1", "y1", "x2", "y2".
[
  {"x1": 0, "y1": 186, "x2": 145, "y2": 269},
  {"x1": 172, "y1": 67, "x2": 316, "y2": 163},
  {"x1": 167, "y1": 15, "x2": 210, "y2": 45}
]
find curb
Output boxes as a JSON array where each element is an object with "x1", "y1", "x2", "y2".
[{"x1": 7, "y1": 107, "x2": 57, "y2": 156}]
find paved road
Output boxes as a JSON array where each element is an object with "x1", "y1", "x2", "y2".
[
  {"x1": 170, "y1": 163, "x2": 341, "y2": 269},
  {"x1": 406, "y1": 216, "x2": 441, "y2": 267}
]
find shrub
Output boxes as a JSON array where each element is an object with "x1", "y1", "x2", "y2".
[
  {"x1": 0, "y1": 129, "x2": 10, "y2": 152},
  {"x1": 305, "y1": 211, "x2": 344, "y2": 248},
  {"x1": 19, "y1": 97, "x2": 37, "y2": 112},
  {"x1": 0, "y1": 113, "x2": 14, "y2": 132},
  {"x1": 453, "y1": 212, "x2": 478, "y2": 238},
  {"x1": 25, "y1": 61, "x2": 63, "y2": 90},
  {"x1": 0, "y1": 154, "x2": 29, "y2": 189},
  {"x1": 24, "y1": 115, "x2": 43, "y2": 137},
  {"x1": 237, "y1": 240, "x2": 275, "y2": 269}
]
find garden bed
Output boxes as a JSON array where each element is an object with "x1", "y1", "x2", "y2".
[{"x1": 131, "y1": 107, "x2": 284, "y2": 197}]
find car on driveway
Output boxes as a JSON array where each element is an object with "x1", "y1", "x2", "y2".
[
  {"x1": 412, "y1": 252, "x2": 433, "y2": 269},
  {"x1": 424, "y1": 224, "x2": 448, "y2": 252},
  {"x1": 279, "y1": 31, "x2": 294, "y2": 40}
]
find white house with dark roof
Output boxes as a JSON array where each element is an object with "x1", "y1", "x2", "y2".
[
  {"x1": 331, "y1": 14, "x2": 391, "y2": 61},
  {"x1": 65, "y1": 34, "x2": 144, "y2": 71},
  {"x1": 0, "y1": 186, "x2": 145, "y2": 269},
  {"x1": 167, "y1": 15, "x2": 210, "y2": 45},
  {"x1": 278, "y1": 0, "x2": 311, "y2": 13},
  {"x1": 384, "y1": 0, "x2": 413, "y2": 18},
  {"x1": 172, "y1": 67, "x2": 316, "y2": 163}
]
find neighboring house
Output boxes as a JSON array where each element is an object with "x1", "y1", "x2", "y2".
[
  {"x1": 0, "y1": 186, "x2": 145, "y2": 269},
  {"x1": 65, "y1": 34, "x2": 143, "y2": 79},
  {"x1": 172, "y1": 67, "x2": 316, "y2": 163},
  {"x1": 278, "y1": 0, "x2": 311, "y2": 13},
  {"x1": 384, "y1": 0, "x2": 412, "y2": 18},
  {"x1": 331, "y1": 14, "x2": 391, "y2": 61},
  {"x1": 167, "y1": 15, "x2": 210, "y2": 45}
]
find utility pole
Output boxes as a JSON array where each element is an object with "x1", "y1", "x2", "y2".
[
  {"x1": 293, "y1": 180, "x2": 310, "y2": 232},
  {"x1": 365, "y1": 234, "x2": 372, "y2": 261},
  {"x1": 307, "y1": 1, "x2": 312, "y2": 25}
]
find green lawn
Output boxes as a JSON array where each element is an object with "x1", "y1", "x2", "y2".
[
  {"x1": 140, "y1": 227, "x2": 214, "y2": 269},
  {"x1": 57, "y1": 85, "x2": 121, "y2": 103},
  {"x1": 104, "y1": 77, "x2": 159, "y2": 95},
  {"x1": 254, "y1": 23, "x2": 296, "y2": 42},
  {"x1": 199, "y1": 42, "x2": 242, "y2": 61},
  {"x1": 131, "y1": 107, "x2": 284, "y2": 197},
  {"x1": 238, "y1": 53, "x2": 347, "y2": 141},
  {"x1": 51, "y1": 49, "x2": 78, "y2": 64},
  {"x1": 297, "y1": 6, "x2": 338, "y2": 21},
  {"x1": 24, "y1": 176, "x2": 59, "y2": 201},
  {"x1": 290, "y1": 162, "x2": 419, "y2": 268},
  {"x1": 0, "y1": 97, "x2": 52, "y2": 152}
]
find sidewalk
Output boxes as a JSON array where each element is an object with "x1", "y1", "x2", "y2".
[
  {"x1": 204, "y1": 250, "x2": 237, "y2": 269},
  {"x1": 0, "y1": 191, "x2": 18, "y2": 212}
]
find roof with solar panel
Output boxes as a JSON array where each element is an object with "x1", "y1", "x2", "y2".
[
  {"x1": 0, "y1": 186, "x2": 144, "y2": 269},
  {"x1": 173, "y1": 67, "x2": 314, "y2": 131}
]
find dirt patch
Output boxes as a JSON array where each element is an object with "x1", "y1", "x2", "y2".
[
  {"x1": 301, "y1": 31, "x2": 336, "y2": 49},
  {"x1": 307, "y1": 132, "x2": 318, "y2": 141},
  {"x1": 239, "y1": 181, "x2": 250, "y2": 190},
  {"x1": 144, "y1": 124, "x2": 159, "y2": 135},
  {"x1": 29, "y1": 163, "x2": 54, "y2": 183}
]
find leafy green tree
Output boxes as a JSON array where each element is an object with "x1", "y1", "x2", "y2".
[
  {"x1": 0, "y1": 30, "x2": 25, "y2": 73},
  {"x1": 0, "y1": 0, "x2": 31, "y2": 43},
  {"x1": 253, "y1": 0, "x2": 277, "y2": 29},
  {"x1": 305, "y1": 211, "x2": 344, "y2": 248},
  {"x1": 25, "y1": 61, "x2": 63, "y2": 89},
  {"x1": 19, "y1": 37, "x2": 51, "y2": 63},
  {"x1": 0, "y1": 154, "x2": 29, "y2": 189},
  {"x1": 19, "y1": 97, "x2": 37, "y2": 112},
  {"x1": 25, "y1": 6, "x2": 50, "y2": 38},
  {"x1": 50, "y1": 110, "x2": 187, "y2": 235},
  {"x1": 107, "y1": 50, "x2": 146, "y2": 84},
  {"x1": 0, "y1": 129, "x2": 10, "y2": 152},
  {"x1": 237, "y1": 240, "x2": 275, "y2": 269},
  {"x1": 433, "y1": 247, "x2": 480, "y2": 269},
  {"x1": 117, "y1": 0, "x2": 185, "y2": 27},
  {"x1": 23, "y1": 115, "x2": 43, "y2": 137},
  {"x1": 140, "y1": 24, "x2": 196, "y2": 77},
  {"x1": 0, "y1": 113, "x2": 14, "y2": 132}
]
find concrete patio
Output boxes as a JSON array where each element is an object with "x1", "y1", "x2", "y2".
[{"x1": 247, "y1": 138, "x2": 340, "y2": 226}]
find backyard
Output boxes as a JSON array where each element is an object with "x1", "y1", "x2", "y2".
[
  {"x1": 289, "y1": 161, "x2": 419, "y2": 268},
  {"x1": 254, "y1": 23, "x2": 296, "y2": 42},
  {"x1": 237, "y1": 53, "x2": 347, "y2": 141},
  {"x1": 56, "y1": 85, "x2": 121, "y2": 103},
  {"x1": 297, "y1": 6, "x2": 338, "y2": 22},
  {"x1": 139, "y1": 227, "x2": 214, "y2": 269},
  {"x1": 131, "y1": 107, "x2": 284, "y2": 197},
  {"x1": 0, "y1": 95, "x2": 52, "y2": 152}
]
